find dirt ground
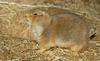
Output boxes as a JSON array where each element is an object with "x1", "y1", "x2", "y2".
[{"x1": 0, "y1": 0, "x2": 100, "y2": 61}]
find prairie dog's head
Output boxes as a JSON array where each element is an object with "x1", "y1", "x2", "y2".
[
  {"x1": 25, "y1": 10, "x2": 51, "y2": 28},
  {"x1": 25, "y1": 10, "x2": 51, "y2": 39}
]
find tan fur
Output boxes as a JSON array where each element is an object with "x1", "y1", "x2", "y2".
[{"x1": 25, "y1": 10, "x2": 89, "y2": 55}]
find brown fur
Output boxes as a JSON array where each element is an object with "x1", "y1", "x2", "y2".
[{"x1": 25, "y1": 10, "x2": 89, "y2": 55}]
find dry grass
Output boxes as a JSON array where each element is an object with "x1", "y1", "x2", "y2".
[{"x1": 0, "y1": 34, "x2": 100, "y2": 61}]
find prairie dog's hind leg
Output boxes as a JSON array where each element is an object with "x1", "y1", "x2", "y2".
[{"x1": 69, "y1": 40, "x2": 87, "y2": 56}]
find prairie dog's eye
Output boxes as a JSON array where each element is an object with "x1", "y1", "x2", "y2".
[
  {"x1": 33, "y1": 13, "x2": 38, "y2": 15},
  {"x1": 33, "y1": 11, "x2": 44, "y2": 16}
]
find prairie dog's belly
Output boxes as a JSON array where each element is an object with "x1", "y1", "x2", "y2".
[{"x1": 55, "y1": 36, "x2": 73, "y2": 47}]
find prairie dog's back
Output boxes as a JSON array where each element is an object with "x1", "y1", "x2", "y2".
[{"x1": 43, "y1": 13, "x2": 89, "y2": 42}]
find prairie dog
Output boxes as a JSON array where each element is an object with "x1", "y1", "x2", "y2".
[{"x1": 25, "y1": 10, "x2": 89, "y2": 54}]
